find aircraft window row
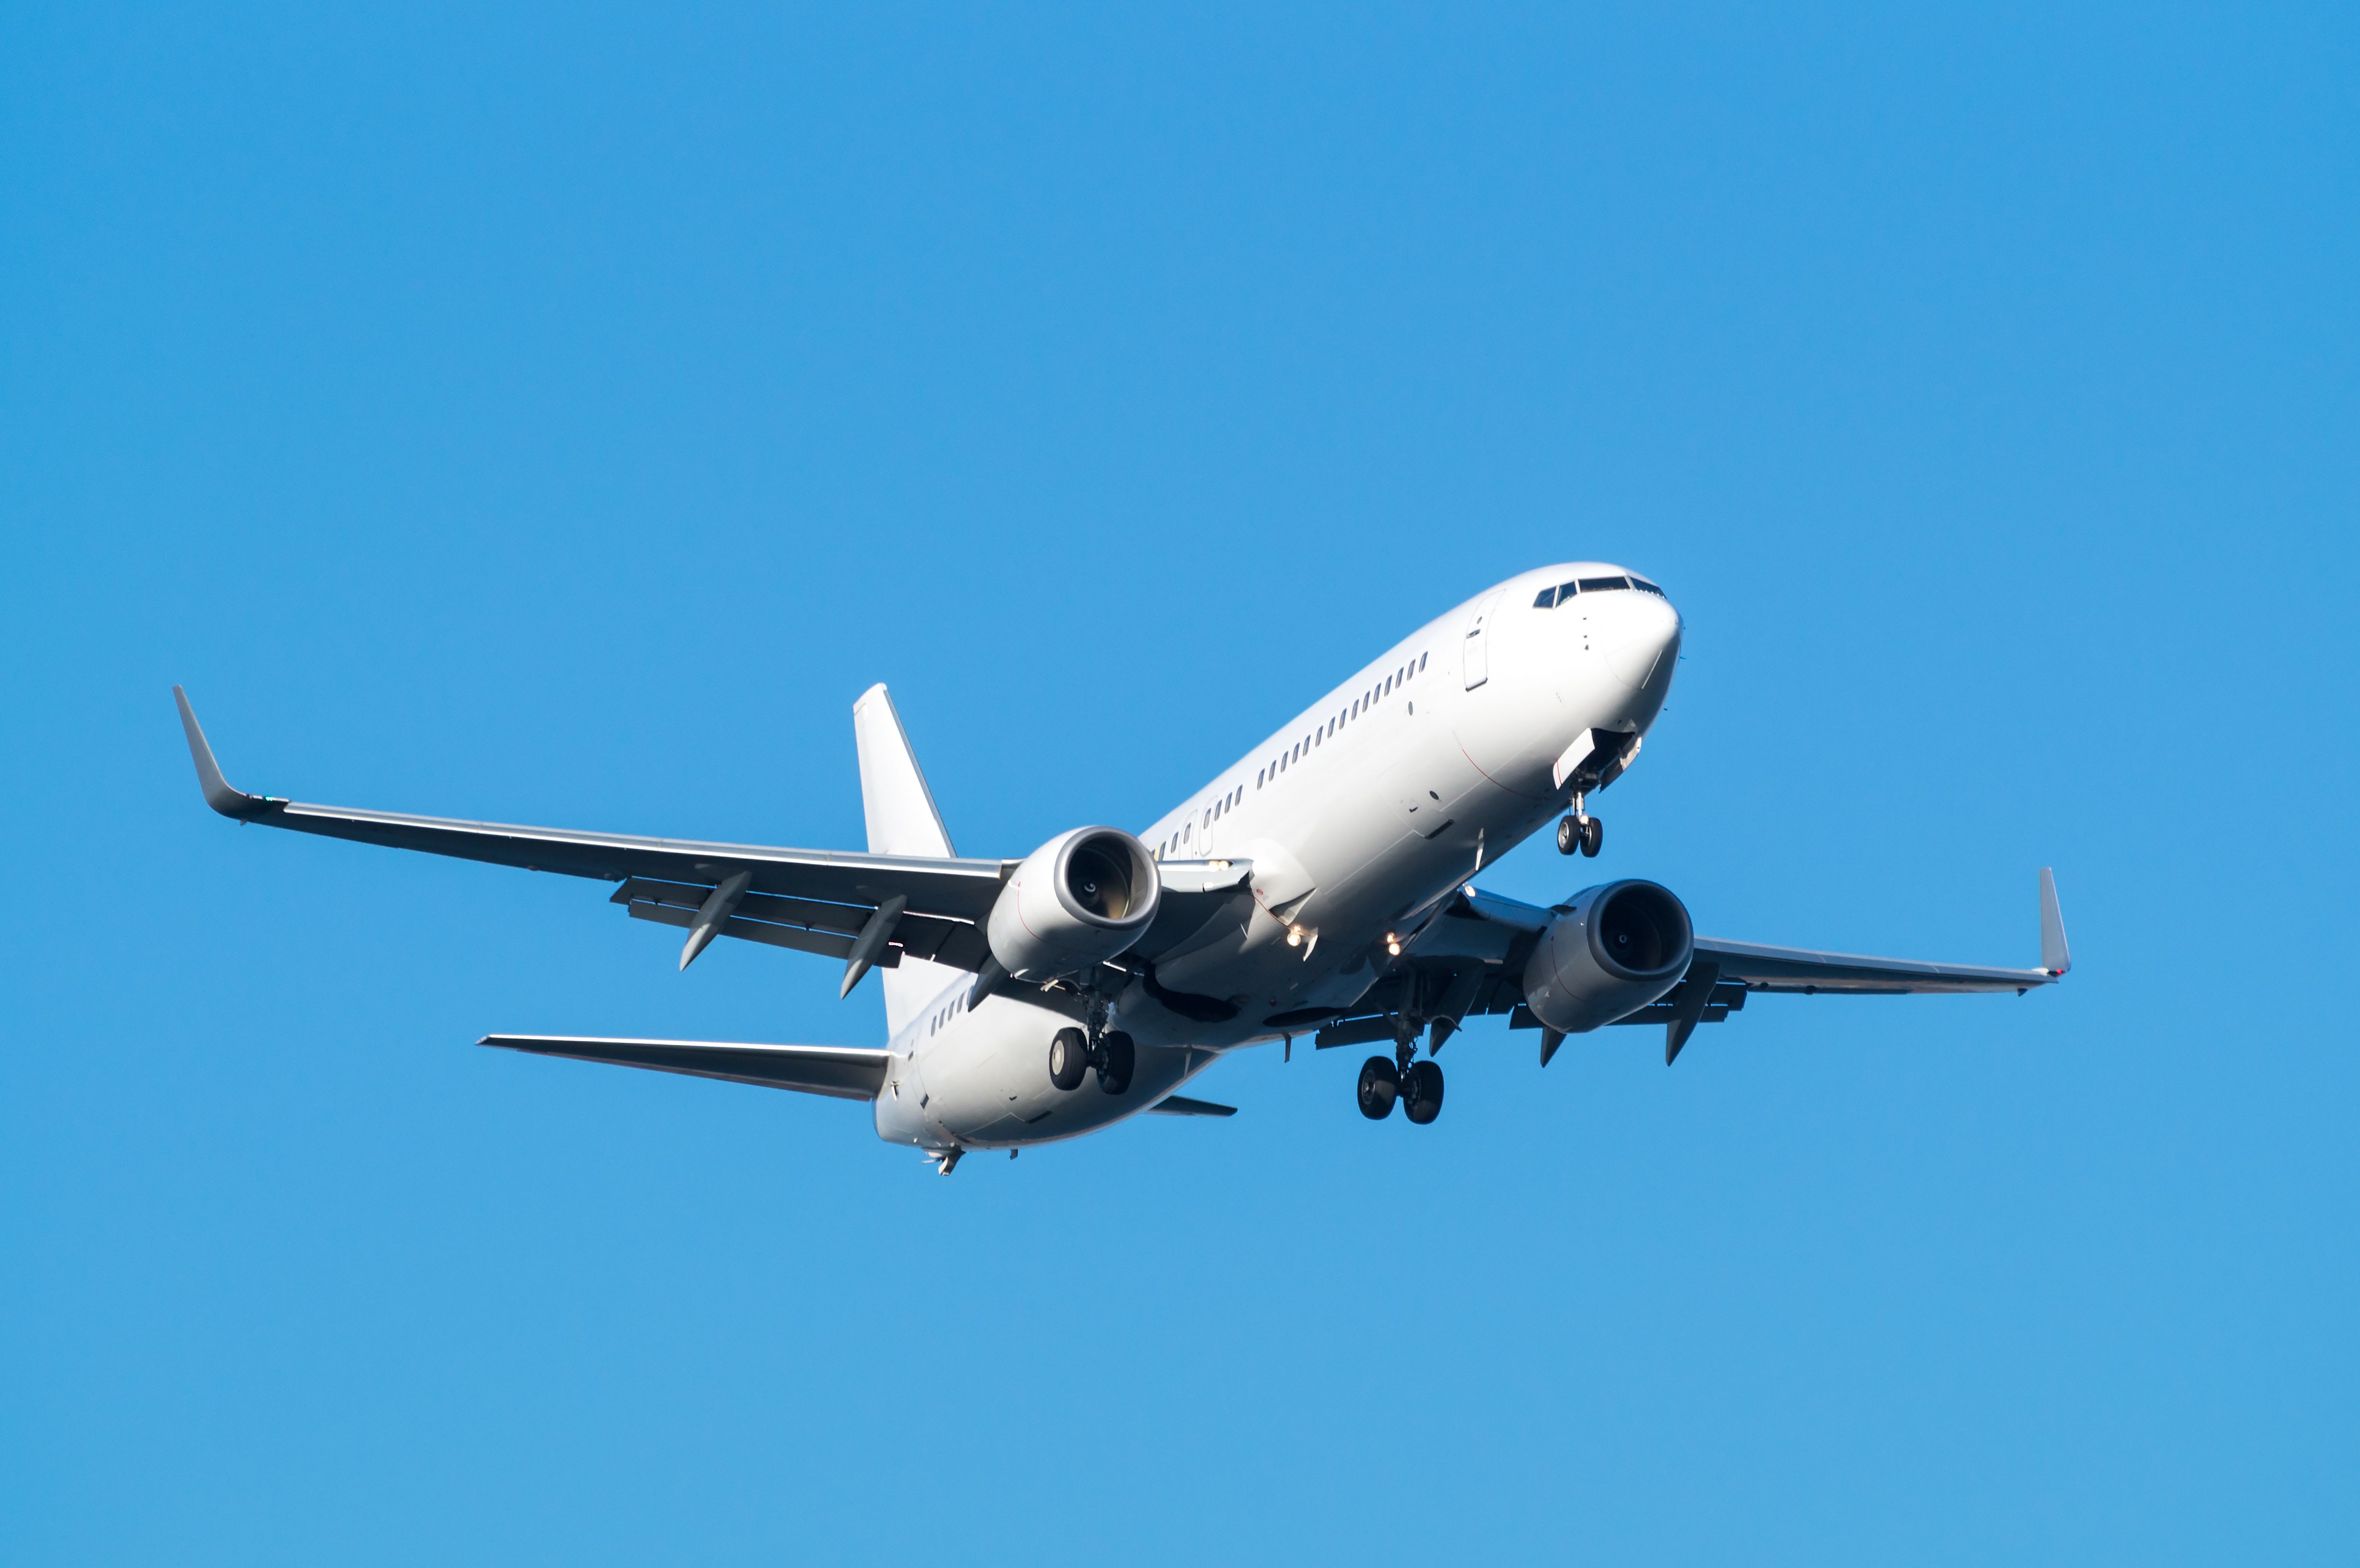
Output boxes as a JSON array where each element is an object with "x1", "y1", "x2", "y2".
[
  {"x1": 1532, "y1": 575, "x2": 1662, "y2": 608},
  {"x1": 1155, "y1": 784, "x2": 1245, "y2": 859},
  {"x1": 927, "y1": 990, "x2": 969, "y2": 1036},
  {"x1": 1254, "y1": 651, "x2": 1428, "y2": 791}
]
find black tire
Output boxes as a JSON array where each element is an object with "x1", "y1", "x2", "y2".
[
  {"x1": 1048, "y1": 1028, "x2": 1089, "y2": 1091},
  {"x1": 1096, "y1": 1030, "x2": 1136, "y2": 1096},
  {"x1": 1402, "y1": 1060, "x2": 1445, "y2": 1125},
  {"x1": 1580, "y1": 816, "x2": 1604, "y2": 857},
  {"x1": 1556, "y1": 816, "x2": 1579, "y2": 855},
  {"x1": 1357, "y1": 1055, "x2": 1400, "y2": 1120}
]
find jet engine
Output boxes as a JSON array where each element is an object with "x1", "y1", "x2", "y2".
[
  {"x1": 986, "y1": 826, "x2": 1161, "y2": 983},
  {"x1": 1521, "y1": 879, "x2": 1694, "y2": 1033}
]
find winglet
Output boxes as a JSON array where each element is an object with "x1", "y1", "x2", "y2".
[
  {"x1": 172, "y1": 686, "x2": 272, "y2": 818},
  {"x1": 2039, "y1": 868, "x2": 2071, "y2": 976}
]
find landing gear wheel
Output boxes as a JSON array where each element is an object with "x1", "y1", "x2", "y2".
[
  {"x1": 1357, "y1": 1056, "x2": 1400, "y2": 1120},
  {"x1": 1557, "y1": 816, "x2": 1580, "y2": 856},
  {"x1": 1048, "y1": 1028, "x2": 1089, "y2": 1091},
  {"x1": 1401, "y1": 1060, "x2": 1445, "y2": 1125},
  {"x1": 1095, "y1": 1030, "x2": 1136, "y2": 1096},
  {"x1": 1579, "y1": 816, "x2": 1604, "y2": 857}
]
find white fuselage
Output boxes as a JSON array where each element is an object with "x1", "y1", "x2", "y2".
[{"x1": 871, "y1": 563, "x2": 1683, "y2": 1153}]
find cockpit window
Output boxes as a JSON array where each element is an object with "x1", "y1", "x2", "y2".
[
  {"x1": 1631, "y1": 577, "x2": 1666, "y2": 597},
  {"x1": 1532, "y1": 586, "x2": 1558, "y2": 609},
  {"x1": 1557, "y1": 580, "x2": 1580, "y2": 602},
  {"x1": 1576, "y1": 575, "x2": 1631, "y2": 593}
]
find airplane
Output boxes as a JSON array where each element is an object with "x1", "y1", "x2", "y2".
[{"x1": 174, "y1": 562, "x2": 2069, "y2": 1174}]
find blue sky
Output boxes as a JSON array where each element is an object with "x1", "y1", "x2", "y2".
[{"x1": 3, "y1": 4, "x2": 2355, "y2": 1562}]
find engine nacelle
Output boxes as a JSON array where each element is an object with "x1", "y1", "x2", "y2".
[
  {"x1": 1521, "y1": 879, "x2": 1694, "y2": 1034},
  {"x1": 986, "y1": 826, "x2": 1161, "y2": 983}
]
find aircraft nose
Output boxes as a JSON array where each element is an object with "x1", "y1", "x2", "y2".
[{"x1": 1598, "y1": 591, "x2": 1682, "y2": 693}]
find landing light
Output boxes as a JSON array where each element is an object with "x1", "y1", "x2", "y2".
[
  {"x1": 1385, "y1": 935, "x2": 1402, "y2": 956},
  {"x1": 1285, "y1": 927, "x2": 1303, "y2": 948}
]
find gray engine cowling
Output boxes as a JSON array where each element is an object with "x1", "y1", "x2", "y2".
[
  {"x1": 1521, "y1": 879, "x2": 1694, "y2": 1033},
  {"x1": 986, "y1": 826, "x2": 1161, "y2": 982}
]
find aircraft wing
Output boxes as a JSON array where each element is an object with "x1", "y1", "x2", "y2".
[
  {"x1": 1300, "y1": 871, "x2": 2068, "y2": 1064},
  {"x1": 479, "y1": 1034, "x2": 891, "y2": 1100},
  {"x1": 177, "y1": 688, "x2": 1255, "y2": 983},
  {"x1": 1684, "y1": 936, "x2": 2059, "y2": 994}
]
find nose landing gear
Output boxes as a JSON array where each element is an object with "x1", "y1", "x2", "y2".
[{"x1": 1556, "y1": 791, "x2": 1603, "y2": 857}]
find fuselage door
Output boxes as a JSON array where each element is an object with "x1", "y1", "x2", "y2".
[{"x1": 1462, "y1": 590, "x2": 1504, "y2": 690}]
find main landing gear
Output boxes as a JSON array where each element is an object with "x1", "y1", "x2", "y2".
[
  {"x1": 1556, "y1": 791, "x2": 1603, "y2": 858},
  {"x1": 1048, "y1": 1025, "x2": 1135, "y2": 1096},
  {"x1": 1357, "y1": 1040, "x2": 1445, "y2": 1126}
]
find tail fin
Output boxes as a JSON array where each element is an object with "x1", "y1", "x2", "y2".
[{"x1": 852, "y1": 685, "x2": 965, "y2": 1034}]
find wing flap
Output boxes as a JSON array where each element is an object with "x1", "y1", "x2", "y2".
[
  {"x1": 479, "y1": 1035, "x2": 890, "y2": 1101},
  {"x1": 610, "y1": 877, "x2": 991, "y2": 969}
]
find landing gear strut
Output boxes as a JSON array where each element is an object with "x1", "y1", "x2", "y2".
[{"x1": 1557, "y1": 791, "x2": 1603, "y2": 858}]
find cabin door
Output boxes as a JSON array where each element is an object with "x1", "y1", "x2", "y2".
[{"x1": 1462, "y1": 590, "x2": 1504, "y2": 690}]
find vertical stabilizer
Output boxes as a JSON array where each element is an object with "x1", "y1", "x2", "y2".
[{"x1": 852, "y1": 685, "x2": 964, "y2": 1034}]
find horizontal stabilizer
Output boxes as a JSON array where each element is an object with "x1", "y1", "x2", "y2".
[
  {"x1": 1146, "y1": 1094, "x2": 1237, "y2": 1117},
  {"x1": 479, "y1": 1035, "x2": 889, "y2": 1101}
]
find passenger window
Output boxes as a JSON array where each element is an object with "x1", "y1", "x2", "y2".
[{"x1": 1419, "y1": 651, "x2": 1427, "y2": 671}]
